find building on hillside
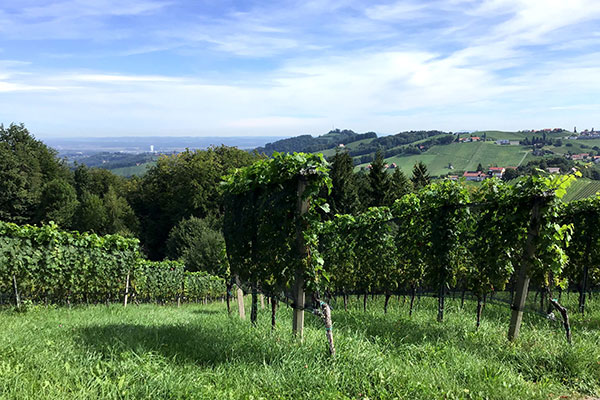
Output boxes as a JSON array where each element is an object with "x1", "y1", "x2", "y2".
[
  {"x1": 463, "y1": 171, "x2": 486, "y2": 181},
  {"x1": 496, "y1": 139, "x2": 510, "y2": 145},
  {"x1": 488, "y1": 167, "x2": 505, "y2": 178},
  {"x1": 570, "y1": 153, "x2": 590, "y2": 160},
  {"x1": 447, "y1": 175, "x2": 459, "y2": 181},
  {"x1": 546, "y1": 167, "x2": 561, "y2": 174}
]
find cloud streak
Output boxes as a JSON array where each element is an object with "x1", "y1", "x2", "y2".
[{"x1": 0, "y1": 0, "x2": 599, "y2": 136}]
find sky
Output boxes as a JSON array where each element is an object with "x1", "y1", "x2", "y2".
[{"x1": 1, "y1": 0, "x2": 600, "y2": 138}]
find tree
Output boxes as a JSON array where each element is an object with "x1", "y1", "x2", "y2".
[
  {"x1": 132, "y1": 146, "x2": 258, "y2": 259},
  {"x1": 166, "y1": 216, "x2": 227, "y2": 276},
  {"x1": 328, "y1": 149, "x2": 360, "y2": 214},
  {"x1": 75, "y1": 192, "x2": 107, "y2": 234},
  {"x1": 476, "y1": 163, "x2": 484, "y2": 172},
  {"x1": 411, "y1": 161, "x2": 431, "y2": 190},
  {"x1": 367, "y1": 150, "x2": 388, "y2": 207},
  {"x1": 502, "y1": 168, "x2": 519, "y2": 181},
  {"x1": 384, "y1": 168, "x2": 411, "y2": 205},
  {"x1": 0, "y1": 124, "x2": 70, "y2": 224},
  {"x1": 71, "y1": 165, "x2": 138, "y2": 236},
  {"x1": 36, "y1": 179, "x2": 79, "y2": 228}
]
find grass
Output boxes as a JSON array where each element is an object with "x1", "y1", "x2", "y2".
[
  {"x1": 0, "y1": 295, "x2": 598, "y2": 399},
  {"x1": 357, "y1": 141, "x2": 530, "y2": 176},
  {"x1": 563, "y1": 179, "x2": 600, "y2": 202},
  {"x1": 109, "y1": 161, "x2": 155, "y2": 177}
]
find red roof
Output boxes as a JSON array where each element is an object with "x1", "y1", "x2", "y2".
[
  {"x1": 463, "y1": 171, "x2": 485, "y2": 177},
  {"x1": 489, "y1": 167, "x2": 504, "y2": 171}
]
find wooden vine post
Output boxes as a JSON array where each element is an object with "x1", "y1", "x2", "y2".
[
  {"x1": 293, "y1": 177, "x2": 309, "y2": 339},
  {"x1": 12, "y1": 274, "x2": 21, "y2": 309},
  {"x1": 235, "y1": 276, "x2": 246, "y2": 320},
  {"x1": 123, "y1": 270, "x2": 130, "y2": 307},
  {"x1": 579, "y1": 235, "x2": 591, "y2": 315},
  {"x1": 508, "y1": 197, "x2": 542, "y2": 341}
]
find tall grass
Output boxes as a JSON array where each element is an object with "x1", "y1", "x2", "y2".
[{"x1": 0, "y1": 295, "x2": 598, "y2": 399}]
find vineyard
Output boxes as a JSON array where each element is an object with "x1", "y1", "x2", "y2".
[
  {"x1": 562, "y1": 179, "x2": 600, "y2": 202},
  {"x1": 223, "y1": 153, "x2": 600, "y2": 350},
  {"x1": 1, "y1": 152, "x2": 600, "y2": 398},
  {"x1": 0, "y1": 221, "x2": 225, "y2": 306}
]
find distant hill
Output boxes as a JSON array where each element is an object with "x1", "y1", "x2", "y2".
[
  {"x1": 255, "y1": 129, "x2": 376, "y2": 155},
  {"x1": 66, "y1": 151, "x2": 160, "y2": 170}
]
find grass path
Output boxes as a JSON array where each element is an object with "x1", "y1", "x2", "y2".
[{"x1": 0, "y1": 296, "x2": 598, "y2": 399}]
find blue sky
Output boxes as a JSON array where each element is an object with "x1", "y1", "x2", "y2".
[{"x1": 1, "y1": 0, "x2": 600, "y2": 137}]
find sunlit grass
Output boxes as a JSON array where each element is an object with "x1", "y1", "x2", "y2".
[{"x1": 0, "y1": 294, "x2": 598, "y2": 399}]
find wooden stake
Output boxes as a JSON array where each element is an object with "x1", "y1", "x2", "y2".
[
  {"x1": 177, "y1": 280, "x2": 184, "y2": 308},
  {"x1": 226, "y1": 280, "x2": 232, "y2": 314},
  {"x1": 12, "y1": 274, "x2": 20, "y2": 309},
  {"x1": 260, "y1": 294, "x2": 265, "y2": 309},
  {"x1": 250, "y1": 289, "x2": 258, "y2": 326},
  {"x1": 123, "y1": 270, "x2": 130, "y2": 307},
  {"x1": 293, "y1": 178, "x2": 309, "y2": 339},
  {"x1": 292, "y1": 270, "x2": 305, "y2": 338},
  {"x1": 437, "y1": 280, "x2": 445, "y2": 322},
  {"x1": 271, "y1": 297, "x2": 277, "y2": 330},
  {"x1": 235, "y1": 277, "x2": 246, "y2": 320},
  {"x1": 508, "y1": 199, "x2": 542, "y2": 341}
]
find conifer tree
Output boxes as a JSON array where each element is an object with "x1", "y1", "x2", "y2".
[
  {"x1": 411, "y1": 161, "x2": 431, "y2": 190},
  {"x1": 328, "y1": 149, "x2": 360, "y2": 214},
  {"x1": 367, "y1": 150, "x2": 388, "y2": 207},
  {"x1": 384, "y1": 168, "x2": 411, "y2": 205}
]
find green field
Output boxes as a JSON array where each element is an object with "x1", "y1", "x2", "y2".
[
  {"x1": 357, "y1": 142, "x2": 531, "y2": 176},
  {"x1": 1, "y1": 297, "x2": 598, "y2": 399},
  {"x1": 563, "y1": 179, "x2": 600, "y2": 202},
  {"x1": 110, "y1": 161, "x2": 155, "y2": 177}
]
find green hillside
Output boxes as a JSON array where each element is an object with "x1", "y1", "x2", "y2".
[
  {"x1": 562, "y1": 179, "x2": 600, "y2": 202},
  {"x1": 357, "y1": 141, "x2": 531, "y2": 176},
  {"x1": 110, "y1": 161, "x2": 155, "y2": 177}
]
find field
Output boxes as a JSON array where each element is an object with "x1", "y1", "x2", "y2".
[
  {"x1": 110, "y1": 161, "x2": 155, "y2": 177},
  {"x1": 563, "y1": 179, "x2": 600, "y2": 202},
  {"x1": 1, "y1": 296, "x2": 598, "y2": 399},
  {"x1": 357, "y1": 141, "x2": 531, "y2": 176}
]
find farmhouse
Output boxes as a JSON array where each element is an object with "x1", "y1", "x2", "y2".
[
  {"x1": 488, "y1": 167, "x2": 505, "y2": 178},
  {"x1": 570, "y1": 153, "x2": 590, "y2": 161},
  {"x1": 546, "y1": 167, "x2": 561, "y2": 174},
  {"x1": 463, "y1": 171, "x2": 486, "y2": 181}
]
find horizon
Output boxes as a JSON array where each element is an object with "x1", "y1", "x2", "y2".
[{"x1": 1, "y1": 1, "x2": 599, "y2": 137}]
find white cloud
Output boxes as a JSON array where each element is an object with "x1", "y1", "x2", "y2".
[
  {"x1": 365, "y1": 1, "x2": 427, "y2": 21},
  {"x1": 2, "y1": 1, "x2": 600, "y2": 136}
]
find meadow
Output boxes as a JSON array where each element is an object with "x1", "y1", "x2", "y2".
[
  {"x1": 358, "y1": 141, "x2": 531, "y2": 176},
  {"x1": 0, "y1": 295, "x2": 598, "y2": 399}
]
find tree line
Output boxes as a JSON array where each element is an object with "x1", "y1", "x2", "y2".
[{"x1": 0, "y1": 124, "x2": 432, "y2": 272}]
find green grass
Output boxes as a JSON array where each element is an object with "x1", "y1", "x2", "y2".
[
  {"x1": 478, "y1": 131, "x2": 568, "y2": 141},
  {"x1": 563, "y1": 179, "x2": 600, "y2": 202},
  {"x1": 0, "y1": 296, "x2": 598, "y2": 399},
  {"x1": 109, "y1": 161, "x2": 155, "y2": 177},
  {"x1": 357, "y1": 142, "x2": 530, "y2": 176}
]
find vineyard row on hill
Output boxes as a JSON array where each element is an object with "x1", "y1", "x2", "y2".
[
  {"x1": 0, "y1": 221, "x2": 225, "y2": 306},
  {"x1": 223, "y1": 153, "x2": 600, "y2": 347}
]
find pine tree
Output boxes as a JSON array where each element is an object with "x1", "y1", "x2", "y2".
[
  {"x1": 411, "y1": 161, "x2": 431, "y2": 190},
  {"x1": 384, "y1": 168, "x2": 411, "y2": 205},
  {"x1": 328, "y1": 149, "x2": 360, "y2": 214},
  {"x1": 367, "y1": 150, "x2": 388, "y2": 207}
]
